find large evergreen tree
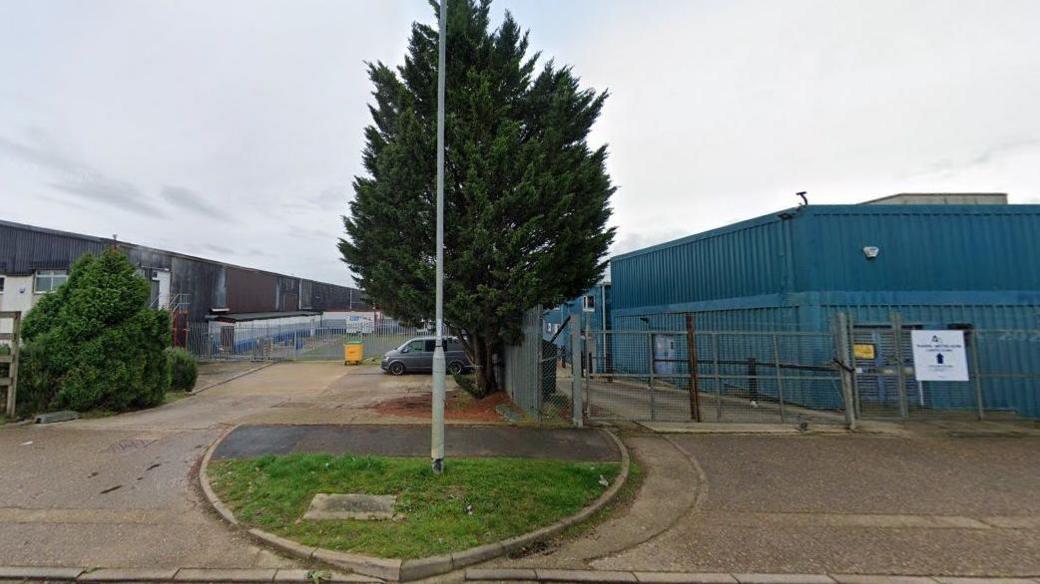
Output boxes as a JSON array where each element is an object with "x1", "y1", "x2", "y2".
[{"x1": 340, "y1": 0, "x2": 615, "y2": 392}]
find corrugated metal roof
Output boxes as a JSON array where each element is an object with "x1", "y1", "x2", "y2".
[
  {"x1": 211, "y1": 311, "x2": 320, "y2": 322},
  {"x1": 0, "y1": 218, "x2": 351, "y2": 289}
]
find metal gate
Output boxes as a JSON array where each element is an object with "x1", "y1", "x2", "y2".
[{"x1": 844, "y1": 315, "x2": 1004, "y2": 421}]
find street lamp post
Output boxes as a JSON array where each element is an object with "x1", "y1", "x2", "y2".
[{"x1": 431, "y1": 0, "x2": 447, "y2": 475}]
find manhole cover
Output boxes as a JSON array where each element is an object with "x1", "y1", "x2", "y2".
[{"x1": 303, "y1": 493, "x2": 398, "y2": 521}]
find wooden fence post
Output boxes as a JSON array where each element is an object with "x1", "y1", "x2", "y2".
[{"x1": 1, "y1": 311, "x2": 21, "y2": 418}]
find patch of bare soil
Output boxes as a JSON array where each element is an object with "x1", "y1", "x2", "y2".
[{"x1": 371, "y1": 390, "x2": 513, "y2": 422}]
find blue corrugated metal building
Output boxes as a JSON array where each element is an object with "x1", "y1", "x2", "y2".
[
  {"x1": 544, "y1": 282, "x2": 611, "y2": 346},
  {"x1": 611, "y1": 204, "x2": 1040, "y2": 330},
  {"x1": 604, "y1": 201, "x2": 1040, "y2": 418}
]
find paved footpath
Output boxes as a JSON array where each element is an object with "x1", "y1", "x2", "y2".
[{"x1": 490, "y1": 430, "x2": 1040, "y2": 579}]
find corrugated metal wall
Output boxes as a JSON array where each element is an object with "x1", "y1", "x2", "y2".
[
  {"x1": 611, "y1": 214, "x2": 788, "y2": 312},
  {"x1": 603, "y1": 205, "x2": 1040, "y2": 419},
  {"x1": 0, "y1": 221, "x2": 110, "y2": 274},
  {"x1": 0, "y1": 220, "x2": 365, "y2": 321},
  {"x1": 610, "y1": 205, "x2": 1040, "y2": 314},
  {"x1": 170, "y1": 255, "x2": 226, "y2": 321},
  {"x1": 794, "y1": 206, "x2": 1040, "y2": 293},
  {"x1": 226, "y1": 267, "x2": 278, "y2": 313}
]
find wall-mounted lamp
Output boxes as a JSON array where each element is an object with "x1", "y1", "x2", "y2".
[{"x1": 863, "y1": 246, "x2": 880, "y2": 260}]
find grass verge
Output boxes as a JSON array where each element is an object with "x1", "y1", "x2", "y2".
[{"x1": 207, "y1": 454, "x2": 620, "y2": 559}]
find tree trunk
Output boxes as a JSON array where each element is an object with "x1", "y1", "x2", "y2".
[{"x1": 470, "y1": 334, "x2": 499, "y2": 396}]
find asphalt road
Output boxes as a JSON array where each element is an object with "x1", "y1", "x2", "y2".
[
  {"x1": 214, "y1": 424, "x2": 619, "y2": 462},
  {"x1": 0, "y1": 362, "x2": 420, "y2": 569}
]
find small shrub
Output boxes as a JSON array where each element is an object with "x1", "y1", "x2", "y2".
[
  {"x1": 453, "y1": 372, "x2": 486, "y2": 399},
  {"x1": 166, "y1": 347, "x2": 198, "y2": 391}
]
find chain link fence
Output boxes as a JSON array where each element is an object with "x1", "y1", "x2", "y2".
[
  {"x1": 185, "y1": 319, "x2": 419, "y2": 363},
  {"x1": 848, "y1": 323, "x2": 1040, "y2": 421},
  {"x1": 501, "y1": 306, "x2": 573, "y2": 423},
  {"x1": 585, "y1": 328, "x2": 845, "y2": 424}
]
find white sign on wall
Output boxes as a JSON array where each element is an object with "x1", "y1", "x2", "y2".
[{"x1": 910, "y1": 330, "x2": 969, "y2": 382}]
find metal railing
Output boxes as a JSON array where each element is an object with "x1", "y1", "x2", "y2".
[
  {"x1": 185, "y1": 319, "x2": 419, "y2": 363},
  {"x1": 584, "y1": 328, "x2": 845, "y2": 424}
]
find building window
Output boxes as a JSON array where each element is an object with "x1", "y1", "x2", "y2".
[
  {"x1": 0, "y1": 276, "x2": 4, "y2": 293},
  {"x1": 583, "y1": 295, "x2": 595, "y2": 311},
  {"x1": 34, "y1": 270, "x2": 68, "y2": 293}
]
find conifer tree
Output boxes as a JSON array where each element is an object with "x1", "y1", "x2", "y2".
[{"x1": 340, "y1": 0, "x2": 614, "y2": 392}]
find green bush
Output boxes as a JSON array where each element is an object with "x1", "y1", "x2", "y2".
[
  {"x1": 15, "y1": 344, "x2": 55, "y2": 416},
  {"x1": 166, "y1": 347, "x2": 198, "y2": 391},
  {"x1": 20, "y1": 250, "x2": 171, "y2": 413}
]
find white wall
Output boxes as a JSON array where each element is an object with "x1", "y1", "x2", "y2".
[{"x1": 0, "y1": 276, "x2": 36, "y2": 334}]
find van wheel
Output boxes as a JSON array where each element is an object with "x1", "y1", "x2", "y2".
[
  {"x1": 448, "y1": 361, "x2": 464, "y2": 375},
  {"x1": 389, "y1": 362, "x2": 406, "y2": 375}
]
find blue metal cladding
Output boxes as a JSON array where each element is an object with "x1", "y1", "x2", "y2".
[
  {"x1": 605, "y1": 204, "x2": 1040, "y2": 419},
  {"x1": 793, "y1": 205, "x2": 1040, "y2": 293},
  {"x1": 611, "y1": 214, "x2": 788, "y2": 312},
  {"x1": 611, "y1": 204, "x2": 1040, "y2": 313}
]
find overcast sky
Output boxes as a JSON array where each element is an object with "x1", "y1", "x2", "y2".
[{"x1": 2, "y1": 0, "x2": 1039, "y2": 286}]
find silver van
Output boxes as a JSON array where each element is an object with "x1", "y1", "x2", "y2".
[{"x1": 381, "y1": 336, "x2": 471, "y2": 375}]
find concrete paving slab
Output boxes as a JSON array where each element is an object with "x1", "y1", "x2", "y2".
[
  {"x1": 303, "y1": 493, "x2": 397, "y2": 521},
  {"x1": 466, "y1": 568, "x2": 538, "y2": 581},
  {"x1": 0, "y1": 567, "x2": 83, "y2": 580},
  {"x1": 831, "y1": 576, "x2": 937, "y2": 584},
  {"x1": 639, "y1": 423, "x2": 803, "y2": 434},
  {"x1": 633, "y1": 573, "x2": 738, "y2": 583},
  {"x1": 931, "y1": 573, "x2": 1035, "y2": 577},
  {"x1": 213, "y1": 425, "x2": 620, "y2": 462},
  {"x1": 174, "y1": 568, "x2": 277, "y2": 582},
  {"x1": 734, "y1": 575, "x2": 835, "y2": 584},
  {"x1": 78, "y1": 568, "x2": 179, "y2": 581},
  {"x1": 271, "y1": 569, "x2": 380, "y2": 583},
  {"x1": 535, "y1": 568, "x2": 638, "y2": 582}
]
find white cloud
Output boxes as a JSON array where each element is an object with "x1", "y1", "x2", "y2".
[{"x1": 2, "y1": 0, "x2": 1039, "y2": 286}]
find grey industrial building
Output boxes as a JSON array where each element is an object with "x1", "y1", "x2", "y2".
[{"x1": 0, "y1": 220, "x2": 366, "y2": 344}]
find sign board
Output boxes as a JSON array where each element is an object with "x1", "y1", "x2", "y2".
[
  {"x1": 910, "y1": 330, "x2": 969, "y2": 382},
  {"x1": 853, "y1": 343, "x2": 876, "y2": 360}
]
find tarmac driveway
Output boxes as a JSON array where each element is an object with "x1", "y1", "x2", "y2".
[
  {"x1": 0, "y1": 362, "x2": 419, "y2": 570},
  {"x1": 590, "y1": 433, "x2": 1040, "y2": 577}
]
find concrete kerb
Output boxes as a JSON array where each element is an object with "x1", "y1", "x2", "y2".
[
  {"x1": 192, "y1": 361, "x2": 277, "y2": 395},
  {"x1": 463, "y1": 570, "x2": 1040, "y2": 584},
  {"x1": 0, "y1": 566, "x2": 381, "y2": 582},
  {"x1": 197, "y1": 426, "x2": 631, "y2": 582}
]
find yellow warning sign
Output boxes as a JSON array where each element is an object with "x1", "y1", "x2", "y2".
[{"x1": 854, "y1": 343, "x2": 876, "y2": 360}]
